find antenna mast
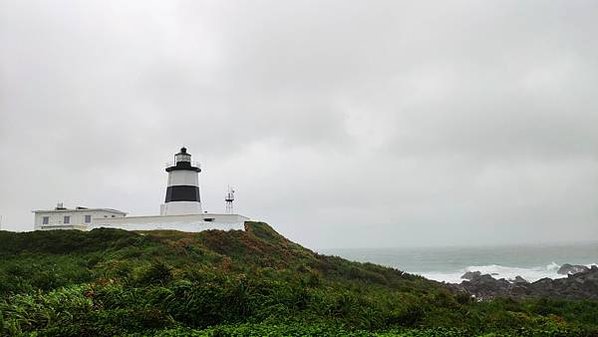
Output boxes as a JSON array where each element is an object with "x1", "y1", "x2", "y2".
[{"x1": 225, "y1": 186, "x2": 235, "y2": 214}]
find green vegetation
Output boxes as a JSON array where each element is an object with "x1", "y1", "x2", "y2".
[{"x1": 0, "y1": 222, "x2": 597, "y2": 336}]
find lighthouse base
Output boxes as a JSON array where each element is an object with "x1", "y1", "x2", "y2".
[
  {"x1": 160, "y1": 202, "x2": 203, "y2": 216},
  {"x1": 91, "y1": 213, "x2": 249, "y2": 232}
]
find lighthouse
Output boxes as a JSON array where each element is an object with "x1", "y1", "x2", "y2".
[
  {"x1": 35, "y1": 146, "x2": 249, "y2": 232},
  {"x1": 160, "y1": 147, "x2": 203, "y2": 216}
]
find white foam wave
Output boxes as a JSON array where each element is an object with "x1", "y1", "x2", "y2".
[{"x1": 415, "y1": 262, "x2": 596, "y2": 284}]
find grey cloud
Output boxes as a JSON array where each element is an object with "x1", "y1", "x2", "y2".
[{"x1": 1, "y1": 0, "x2": 597, "y2": 248}]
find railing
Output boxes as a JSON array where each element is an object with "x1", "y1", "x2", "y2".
[{"x1": 165, "y1": 161, "x2": 201, "y2": 168}]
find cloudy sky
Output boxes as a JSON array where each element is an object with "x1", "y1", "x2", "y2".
[{"x1": 1, "y1": 0, "x2": 597, "y2": 249}]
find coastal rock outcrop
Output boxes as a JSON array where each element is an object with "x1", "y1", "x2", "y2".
[
  {"x1": 460, "y1": 271, "x2": 482, "y2": 280},
  {"x1": 458, "y1": 274, "x2": 513, "y2": 299},
  {"x1": 449, "y1": 265, "x2": 598, "y2": 300},
  {"x1": 557, "y1": 263, "x2": 589, "y2": 275},
  {"x1": 511, "y1": 275, "x2": 528, "y2": 284}
]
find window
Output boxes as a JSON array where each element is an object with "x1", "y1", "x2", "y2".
[
  {"x1": 111, "y1": 215, "x2": 115, "y2": 218},
  {"x1": 63, "y1": 216, "x2": 70, "y2": 224},
  {"x1": 85, "y1": 215, "x2": 91, "y2": 223},
  {"x1": 42, "y1": 216, "x2": 49, "y2": 225}
]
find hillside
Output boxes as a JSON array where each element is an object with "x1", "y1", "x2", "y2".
[{"x1": 1, "y1": 222, "x2": 597, "y2": 336}]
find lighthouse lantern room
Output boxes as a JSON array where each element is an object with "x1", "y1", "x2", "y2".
[{"x1": 160, "y1": 147, "x2": 203, "y2": 216}]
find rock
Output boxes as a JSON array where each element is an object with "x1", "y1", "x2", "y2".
[
  {"x1": 532, "y1": 277, "x2": 553, "y2": 286},
  {"x1": 457, "y1": 273, "x2": 512, "y2": 299},
  {"x1": 448, "y1": 267, "x2": 598, "y2": 300},
  {"x1": 511, "y1": 276, "x2": 528, "y2": 284},
  {"x1": 510, "y1": 283, "x2": 530, "y2": 296},
  {"x1": 557, "y1": 263, "x2": 589, "y2": 275},
  {"x1": 461, "y1": 271, "x2": 482, "y2": 280}
]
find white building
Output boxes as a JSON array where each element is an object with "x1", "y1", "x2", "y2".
[
  {"x1": 33, "y1": 147, "x2": 250, "y2": 232},
  {"x1": 33, "y1": 203, "x2": 126, "y2": 231},
  {"x1": 93, "y1": 213, "x2": 249, "y2": 232}
]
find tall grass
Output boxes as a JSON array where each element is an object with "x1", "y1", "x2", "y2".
[{"x1": 0, "y1": 223, "x2": 596, "y2": 336}]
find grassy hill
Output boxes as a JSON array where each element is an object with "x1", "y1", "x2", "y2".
[{"x1": 0, "y1": 222, "x2": 597, "y2": 336}]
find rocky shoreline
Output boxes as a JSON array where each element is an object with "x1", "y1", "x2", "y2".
[{"x1": 446, "y1": 264, "x2": 598, "y2": 300}]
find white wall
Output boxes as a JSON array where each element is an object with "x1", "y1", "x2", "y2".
[
  {"x1": 160, "y1": 201, "x2": 203, "y2": 216},
  {"x1": 167, "y1": 170, "x2": 199, "y2": 186},
  {"x1": 34, "y1": 209, "x2": 125, "y2": 231},
  {"x1": 91, "y1": 213, "x2": 249, "y2": 232},
  {"x1": 34, "y1": 208, "x2": 250, "y2": 234}
]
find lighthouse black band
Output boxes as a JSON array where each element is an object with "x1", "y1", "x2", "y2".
[
  {"x1": 166, "y1": 161, "x2": 201, "y2": 172},
  {"x1": 165, "y1": 185, "x2": 201, "y2": 202}
]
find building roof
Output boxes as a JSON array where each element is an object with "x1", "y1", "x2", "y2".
[{"x1": 32, "y1": 208, "x2": 127, "y2": 215}]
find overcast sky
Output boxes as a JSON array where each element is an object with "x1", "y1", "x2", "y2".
[{"x1": 1, "y1": 0, "x2": 597, "y2": 249}]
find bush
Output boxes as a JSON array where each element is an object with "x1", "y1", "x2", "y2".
[{"x1": 136, "y1": 262, "x2": 173, "y2": 285}]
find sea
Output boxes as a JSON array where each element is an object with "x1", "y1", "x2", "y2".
[{"x1": 320, "y1": 241, "x2": 598, "y2": 284}]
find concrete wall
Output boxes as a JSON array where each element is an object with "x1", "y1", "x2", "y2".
[
  {"x1": 160, "y1": 201, "x2": 203, "y2": 216},
  {"x1": 91, "y1": 213, "x2": 249, "y2": 232},
  {"x1": 167, "y1": 170, "x2": 199, "y2": 186},
  {"x1": 34, "y1": 209, "x2": 126, "y2": 231}
]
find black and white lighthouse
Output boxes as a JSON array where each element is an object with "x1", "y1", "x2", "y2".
[{"x1": 160, "y1": 147, "x2": 203, "y2": 216}]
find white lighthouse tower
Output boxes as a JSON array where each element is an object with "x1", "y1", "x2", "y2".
[{"x1": 160, "y1": 147, "x2": 203, "y2": 216}]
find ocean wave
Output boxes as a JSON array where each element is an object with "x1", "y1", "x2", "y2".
[{"x1": 415, "y1": 262, "x2": 597, "y2": 284}]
